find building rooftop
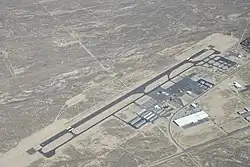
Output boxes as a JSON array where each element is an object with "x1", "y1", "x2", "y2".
[{"x1": 174, "y1": 111, "x2": 209, "y2": 127}]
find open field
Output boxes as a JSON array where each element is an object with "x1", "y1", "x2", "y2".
[
  {"x1": 189, "y1": 128, "x2": 250, "y2": 167},
  {"x1": 198, "y1": 80, "x2": 249, "y2": 133},
  {"x1": 173, "y1": 121, "x2": 225, "y2": 149},
  {"x1": 25, "y1": 118, "x2": 177, "y2": 167}
]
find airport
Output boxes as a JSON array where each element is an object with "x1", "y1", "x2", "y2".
[
  {"x1": 0, "y1": 1, "x2": 250, "y2": 167},
  {"x1": 2, "y1": 33, "x2": 250, "y2": 167}
]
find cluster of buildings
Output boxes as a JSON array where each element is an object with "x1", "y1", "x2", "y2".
[{"x1": 237, "y1": 105, "x2": 250, "y2": 122}]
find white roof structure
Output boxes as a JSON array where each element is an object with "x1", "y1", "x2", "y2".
[
  {"x1": 245, "y1": 116, "x2": 250, "y2": 122},
  {"x1": 190, "y1": 103, "x2": 198, "y2": 108},
  {"x1": 237, "y1": 110, "x2": 248, "y2": 115},
  {"x1": 244, "y1": 105, "x2": 250, "y2": 112},
  {"x1": 233, "y1": 81, "x2": 242, "y2": 88},
  {"x1": 174, "y1": 111, "x2": 209, "y2": 127}
]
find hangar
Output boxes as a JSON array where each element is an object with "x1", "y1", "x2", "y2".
[{"x1": 174, "y1": 111, "x2": 209, "y2": 127}]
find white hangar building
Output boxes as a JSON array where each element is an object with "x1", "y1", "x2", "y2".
[{"x1": 174, "y1": 111, "x2": 209, "y2": 127}]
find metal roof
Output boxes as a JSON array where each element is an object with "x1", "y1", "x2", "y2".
[
  {"x1": 245, "y1": 105, "x2": 250, "y2": 111},
  {"x1": 174, "y1": 111, "x2": 209, "y2": 127}
]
